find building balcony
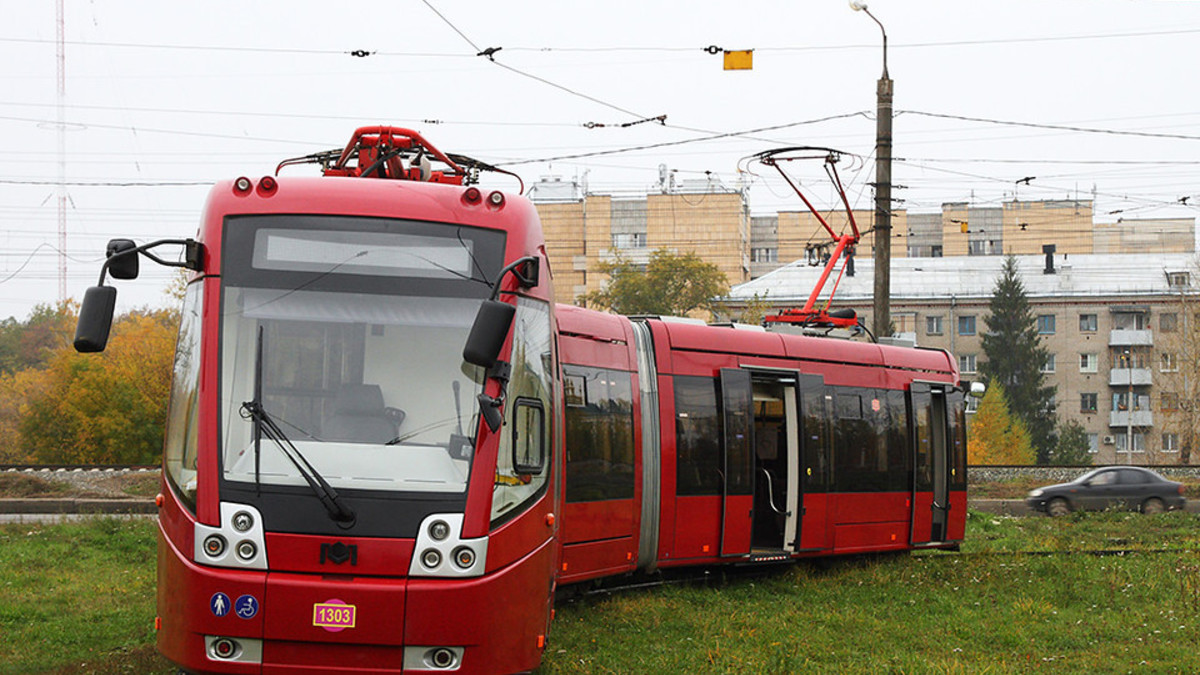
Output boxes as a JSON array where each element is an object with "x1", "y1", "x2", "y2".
[
  {"x1": 1109, "y1": 368, "x2": 1153, "y2": 387},
  {"x1": 1109, "y1": 329, "x2": 1153, "y2": 347},
  {"x1": 1109, "y1": 410, "x2": 1154, "y2": 428}
]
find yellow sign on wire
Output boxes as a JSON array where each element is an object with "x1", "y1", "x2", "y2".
[{"x1": 723, "y1": 49, "x2": 753, "y2": 71}]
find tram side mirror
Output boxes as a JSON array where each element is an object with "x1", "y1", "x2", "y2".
[
  {"x1": 463, "y1": 300, "x2": 516, "y2": 368},
  {"x1": 968, "y1": 381, "x2": 986, "y2": 398},
  {"x1": 74, "y1": 285, "x2": 118, "y2": 353},
  {"x1": 106, "y1": 239, "x2": 140, "y2": 280}
]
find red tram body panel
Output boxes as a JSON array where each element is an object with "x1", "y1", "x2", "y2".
[{"x1": 74, "y1": 128, "x2": 972, "y2": 675}]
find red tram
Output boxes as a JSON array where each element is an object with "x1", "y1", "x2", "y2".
[{"x1": 75, "y1": 127, "x2": 975, "y2": 675}]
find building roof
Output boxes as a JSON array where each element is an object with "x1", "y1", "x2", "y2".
[{"x1": 728, "y1": 253, "x2": 1199, "y2": 304}]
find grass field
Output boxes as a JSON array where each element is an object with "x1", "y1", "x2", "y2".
[{"x1": 3, "y1": 511, "x2": 1199, "y2": 674}]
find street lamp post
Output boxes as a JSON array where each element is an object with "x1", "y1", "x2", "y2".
[{"x1": 851, "y1": 1, "x2": 893, "y2": 338}]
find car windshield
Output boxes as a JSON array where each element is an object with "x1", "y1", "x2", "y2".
[{"x1": 218, "y1": 215, "x2": 505, "y2": 495}]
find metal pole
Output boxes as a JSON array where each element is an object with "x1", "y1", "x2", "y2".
[{"x1": 859, "y1": 7, "x2": 893, "y2": 338}]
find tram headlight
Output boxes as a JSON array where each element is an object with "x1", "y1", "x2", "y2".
[
  {"x1": 232, "y1": 511, "x2": 254, "y2": 533},
  {"x1": 203, "y1": 535, "x2": 227, "y2": 558},
  {"x1": 429, "y1": 520, "x2": 451, "y2": 541},
  {"x1": 235, "y1": 540, "x2": 258, "y2": 561},
  {"x1": 211, "y1": 637, "x2": 239, "y2": 660},
  {"x1": 421, "y1": 549, "x2": 442, "y2": 569},
  {"x1": 452, "y1": 546, "x2": 476, "y2": 569}
]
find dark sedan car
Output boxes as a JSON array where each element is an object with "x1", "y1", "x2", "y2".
[{"x1": 1026, "y1": 466, "x2": 1186, "y2": 516}]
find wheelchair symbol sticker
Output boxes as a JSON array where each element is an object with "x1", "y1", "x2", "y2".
[{"x1": 235, "y1": 594, "x2": 259, "y2": 619}]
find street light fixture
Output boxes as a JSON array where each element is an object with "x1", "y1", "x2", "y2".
[{"x1": 851, "y1": 0, "x2": 894, "y2": 338}]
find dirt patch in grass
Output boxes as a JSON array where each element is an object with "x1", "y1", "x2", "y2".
[
  {"x1": 0, "y1": 471, "x2": 159, "y2": 500},
  {"x1": 45, "y1": 644, "x2": 174, "y2": 675}
]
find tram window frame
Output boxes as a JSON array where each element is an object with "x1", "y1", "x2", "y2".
[
  {"x1": 564, "y1": 365, "x2": 636, "y2": 503},
  {"x1": 674, "y1": 375, "x2": 722, "y2": 497},
  {"x1": 512, "y1": 398, "x2": 546, "y2": 474},
  {"x1": 163, "y1": 280, "x2": 204, "y2": 512}
]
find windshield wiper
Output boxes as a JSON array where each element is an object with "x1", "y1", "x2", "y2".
[
  {"x1": 240, "y1": 401, "x2": 356, "y2": 526},
  {"x1": 240, "y1": 326, "x2": 355, "y2": 526}
]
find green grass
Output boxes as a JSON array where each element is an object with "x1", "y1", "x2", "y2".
[
  {"x1": 0, "y1": 518, "x2": 173, "y2": 675},
  {"x1": 5, "y1": 512, "x2": 1200, "y2": 674}
]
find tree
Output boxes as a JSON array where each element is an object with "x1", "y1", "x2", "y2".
[
  {"x1": 1157, "y1": 282, "x2": 1200, "y2": 464},
  {"x1": 582, "y1": 249, "x2": 729, "y2": 317},
  {"x1": 2, "y1": 308, "x2": 178, "y2": 464},
  {"x1": 1048, "y1": 420, "x2": 1093, "y2": 466},
  {"x1": 968, "y1": 383, "x2": 1035, "y2": 465},
  {"x1": 979, "y1": 255, "x2": 1057, "y2": 463}
]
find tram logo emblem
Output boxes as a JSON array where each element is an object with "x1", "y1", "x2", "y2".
[{"x1": 320, "y1": 542, "x2": 358, "y2": 566}]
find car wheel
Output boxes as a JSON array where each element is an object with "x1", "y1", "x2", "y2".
[
  {"x1": 1141, "y1": 497, "x2": 1165, "y2": 515},
  {"x1": 1047, "y1": 497, "x2": 1071, "y2": 517}
]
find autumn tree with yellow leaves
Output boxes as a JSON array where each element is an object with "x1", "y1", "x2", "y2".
[
  {"x1": 968, "y1": 382, "x2": 1036, "y2": 465},
  {"x1": 0, "y1": 304, "x2": 178, "y2": 464}
]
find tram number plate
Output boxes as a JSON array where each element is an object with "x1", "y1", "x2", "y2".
[{"x1": 313, "y1": 601, "x2": 357, "y2": 631}]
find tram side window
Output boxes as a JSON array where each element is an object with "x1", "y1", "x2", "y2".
[
  {"x1": 674, "y1": 375, "x2": 722, "y2": 496},
  {"x1": 492, "y1": 299, "x2": 554, "y2": 526},
  {"x1": 564, "y1": 366, "x2": 636, "y2": 503},
  {"x1": 887, "y1": 390, "x2": 911, "y2": 491},
  {"x1": 833, "y1": 389, "x2": 892, "y2": 492},
  {"x1": 164, "y1": 282, "x2": 203, "y2": 511},
  {"x1": 948, "y1": 391, "x2": 968, "y2": 491}
]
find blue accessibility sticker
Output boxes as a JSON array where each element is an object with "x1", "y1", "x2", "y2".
[
  {"x1": 235, "y1": 594, "x2": 259, "y2": 619},
  {"x1": 210, "y1": 592, "x2": 231, "y2": 617}
]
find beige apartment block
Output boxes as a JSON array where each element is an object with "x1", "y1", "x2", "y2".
[{"x1": 531, "y1": 178, "x2": 748, "y2": 306}]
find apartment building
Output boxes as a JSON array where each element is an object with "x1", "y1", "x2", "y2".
[{"x1": 531, "y1": 176, "x2": 1192, "y2": 308}]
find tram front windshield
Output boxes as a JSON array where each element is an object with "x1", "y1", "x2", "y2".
[{"x1": 218, "y1": 215, "x2": 505, "y2": 496}]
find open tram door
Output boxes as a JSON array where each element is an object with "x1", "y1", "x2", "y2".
[
  {"x1": 909, "y1": 381, "x2": 961, "y2": 545},
  {"x1": 722, "y1": 369, "x2": 826, "y2": 556}
]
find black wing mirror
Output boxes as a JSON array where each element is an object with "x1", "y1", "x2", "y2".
[{"x1": 73, "y1": 238, "x2": 204, "y2": 353}]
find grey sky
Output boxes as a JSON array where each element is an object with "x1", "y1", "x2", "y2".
[{"x1": 2, "y1": 0, "x2": 1198, "y2": 318}]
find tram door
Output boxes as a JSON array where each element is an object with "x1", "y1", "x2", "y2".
[
  {"x1": 747, "y1": 374, "x2": 800, "y2": 553},
  {"x1": 910, "y1": 382, "x2": 950, "y2": 545},
  {"x1": 719, "y1": 369, "x2": 754, "y2": 556}
]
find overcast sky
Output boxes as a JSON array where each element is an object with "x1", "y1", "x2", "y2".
[{"x1": 3, "y1": 0, "x2": 1199, "y2": 319}]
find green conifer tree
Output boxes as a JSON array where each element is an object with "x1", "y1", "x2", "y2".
[{"x1": 979, "y1": 255, "x2": 1057, "y2": 463}]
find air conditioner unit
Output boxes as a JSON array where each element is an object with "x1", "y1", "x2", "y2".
[{"x1": 1102, "y1": 435, "x2": 1115, "y2": 445}]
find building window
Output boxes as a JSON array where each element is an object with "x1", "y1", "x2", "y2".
[
  {"x1": 1161, "y1": 312, "x2": 1178, "y2": 333},
  {"x1": 1079, "y1": 353, "x2": 1098, "y2": 373},
  {"x1": 750, "y1": 247, "x2": 778, "y2": 263},
  {"x1": 1112, "y1": 312, "x2": 1148, "y2": 330},
  {"x1": 1168, "y1": 272, "x2": 1190, "y2": 289},
  {"x1": 1037, "y1": 314, "x2": 1056, "y2": 335},
  {"x1": 1086, "y1": 433, "x2": 1099, "y2": 454},
  {"x1": 1161, "y1": 352, "x2": 1179, "y2": 372},
  {"x1": 931, "y1": 246, "x2": 943, "y2": 258},
  {"x1": 1080, "y1": 393, "x2": 1098, "y2": 413},
  {"x1": 1079, "y1": 314, "x2": 1098, "y2": 332},
  {"x1": 958, "y1": 354, "x2": 977, "y2": 373},
  {"x1": 1115, "y1": 432, "x2": 1145, "y2": 453},
  {"x1": 926, "y1": 315, "x2": 944, "y2": 335},
  {"x1": 1041, "y1": 354, "x2": 1056, "y2": 373},
  {"x1": 958, "y1": 316, "x2": 976, "y2": 336},
  {"x1": 1163, "y1": 433, "x2": 1180, "y2": 452},
  {"x1": 1161, "y1": 392, "x2": 1180, "y2": 411},
  {"x1": 611, "y1": 233, "x2": 646, "y2": 249}
]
